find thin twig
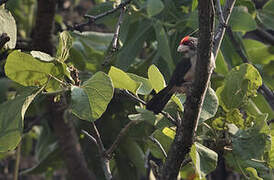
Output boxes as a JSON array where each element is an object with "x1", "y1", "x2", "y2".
[
  {"x1": 73, "y1": 0, "x2": 132, "y2": 31},
  {"x1": 122, "y1": 90, "x2": 147, "y2": 105},
  {"x1": 82, "y1": 129, "x2": 98, "y2": 145},
  {"x1": 227, "y1": 26, "x2": 274, "y2": 110},
  {"x1": 90, "y1": 122, "x2": 112, "y2": 180},
  {"x1": 106, "y1": 120, "x2": 141, "y2": 156},
  {"x1": 0, "y1": 33, "x2": 10, "y2": 49},
  {"x1": 181, "y1": 158, "x2": 192, "y2": 169},
  {"x1": 160, "y1": 111, "x2": 178, "y2": 127},
  {"x1": 102, "y1": 7, "x2": 127, "y2": 66},
  {"x1": 112, "y1": 7, "x2": 126, "y2": 51},
  {"x1": 213, "y1": 0, "x2": 236, "y2": 57},
  {"x1": 149, "y1": 136, "x2": 167, "y2": 158}
]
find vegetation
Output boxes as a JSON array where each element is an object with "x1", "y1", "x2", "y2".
[{"x1": 0, "y1": 0, "x2": 274, "y2": 179}]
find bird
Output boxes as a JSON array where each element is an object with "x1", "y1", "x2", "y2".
[{"x1": 146, "y1": 36, "x2": 198, "y2": 114}]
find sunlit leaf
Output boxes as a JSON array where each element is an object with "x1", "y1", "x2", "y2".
[
  {"x1": 0, "y1": 8, "x2": 16, "y2": 49},
  {"x1": 56, "y1": 31, "x2": 72, "y2": 62}
]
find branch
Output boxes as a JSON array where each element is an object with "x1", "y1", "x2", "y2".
[
  {"x1": 226, "y1": 27, "x2": 274, "y2": 110},
  {"x1": 89, "y1": 122, "x2": 112, "y2": 180},
  {"x1": 256, "y1": 27, "x2": 274, "y2": 46},
  {"x1": 160, "y1": 0, "x2": 216, "y2": 179},
  {"x1": 0, "y1": 33, "x2": 10, "y2": 49},
  {"x1": 149, "y1": 136, "x2": 167, "y2": 158},
  {"x1": 105, "y1": 120, "x2": 141, "y2": 156},
  {"x1": 73, "y1": 0, "x2": 132, "y2": 31},
  {"x1": 213, "y1": 0, "x2": 236, "y2": 57}
]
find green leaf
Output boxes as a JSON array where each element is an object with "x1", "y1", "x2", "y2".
[
  {"x1": 147, "y1": 0, "x2": 164, "y2": 17},
  {"x1": 108, "y1": 66, "x2": 141, "y2": 94},
  {"x1": 229, "y1": 6, "x2": 257, "y2": 32},
  {"x1": 243, "y1": 39, "x2": 274, "y2": 65},
  {"x1": 0, "y1": 87, "x2": 42, "y2": 152},
  {"x1": 217, "y1": 63, "x2": 262, "y2": 110},
  {"x1": 30, "y1": 51, "x2": 54, "y2": 62},
  {"x1": 71, "y1": 31, "x2": 113, "y2": 52},
  {"x1": 190, "y1": 142, "x2": 218, "y2": 179},
  {"x1": 56, "y1": 31, "x2": 73, "y2": 62},
  {"x1": 154, "y1": 22, "x2": 175, "y2": 71},
  {"x1": 71, "y1": 86, "x2": 92, "y2": 121},
  {"x1": 148, "y1": 65, "x2": 182, "y2": 111},
  {"x1": 128, "y1": 106, "x2": 162, "y2": 126},
  {"x1": 148, "y1": 64, "x2": 166, "y2": 93},
  {"x1": 215, "y1": 51, "x2": 229, "y2": 75},
  {"x1": 191, "y1": 0, "x2": 198, "y2": 11},
  {"x1": 199, "y1": 87, "x2": 219, "y2": 124},
  {"x1": 72, "y1": 72, "x2": 114, "y2": 121},
  {"x1": 246, "y1": 167, "x2": 263, "y2": 180},
  {"x1": 257, "y1": 0, "x2": 274, "y2": 29},
  {"x1": 0, "y1": 8, "x2": 17, "y2": 49},
  {"x1": 5, "y1": 51, "x2": 63, "y2": 91},
  {"x1": 127, "y1": 73, "x2": 153, "y2": 95},
  {"x1": 232, "y1": 130, "x2": 269, "y2": 160},
  {"x1": 226, "y1": 108, "x2": 245, "y2": 128}
]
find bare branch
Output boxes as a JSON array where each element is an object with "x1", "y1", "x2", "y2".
[
  {"x1": 82, "y1": 130, "x2": 98, "y2": 145},
  {"x1": 149, "y1": 136, "x2": 167, "y2": 158},
  {"x1": 73, "y1": 0, "x2": 132, "y2": 31},
  {"x1": 256, "y1": 27, "x2": 274, "y2": 46},
  {"x1": 90, "y1": 122, "x2": 112, "y2": 180},
  {"x1": 213, "y1": 0, "x2": 236, "y2": 57},
  {"x1": 112, "y1": 7, "x2": 126, "y2": 51},
  {"x1": 106, "y1": 120, "x2": 141, "y2": 156}
]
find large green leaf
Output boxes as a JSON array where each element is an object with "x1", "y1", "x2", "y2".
[
  {"x1": 229, "y1": 6, "x2": 257, "y2": 32},
  {"x1": 5, "y1": 51, "x2": 63, "y2": 91},
  {"x1": 243, "y1": 39, "x2": 274, "y2": 65},
  {"x1": 108, "y1": 66, "x2": 141, "y2": 94},
  {"x1": 147, "y1": 0, "x2": 164, "y2": 17},
  {"x1": 0, "y1": 87, "x2": 42, "y2": 152},
  {"x1": 0, "y1": 7, "x2": 17, "y2": 49},
  {"x1": 232, "y1": 129, "x2": 269, "y2": 160},
  {"x1": 215, "y1": 51, "x2": 229, "y2": 75},
  {"x1": 71, "y1": 72, "x2": 114, "y2": 121},
  {"x1": 56, "y1": 31, "x2": 73, "y2": 63},
  {"x1": 199, "y1": 87, "x2": 219, "y2": 124},
  {"x1": 190, "y1": 142, "x2": 218, "y2": 179},
  {"x1": 217, "y1": 63, "x2": 262, "y2": 110}
]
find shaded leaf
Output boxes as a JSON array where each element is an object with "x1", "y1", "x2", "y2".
[
  {"x1": 127, "y1": 73, "x2": 153, "y2": 95},
  {"x1": 147, "y1": 0, "x2": 164, "y2": 17},
  {"x1": 72, "y1": 72, "x2": 113, "y2": 121},
  {"x1": 0, "y1": 87, "x2": 42, "y2": 152},
  {"x1": 190, "y1": 142, "x2": 218, "y2": 179}
]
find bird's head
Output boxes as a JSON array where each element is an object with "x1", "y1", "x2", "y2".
[{"x1": 177, "y1": 36, "x2": 198, "y2": 57}]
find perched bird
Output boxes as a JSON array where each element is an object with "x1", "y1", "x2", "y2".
[{"x1": 146, "y1": 36, "x2": 198, "y2": 114}]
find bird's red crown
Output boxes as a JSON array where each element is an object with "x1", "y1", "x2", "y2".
[{"x1": 180, "y1": 36, "x2": 190, "y2": 45}]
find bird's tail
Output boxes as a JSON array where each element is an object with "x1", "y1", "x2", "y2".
[{"x1": 146, "y1": 86, "x2": 173, "y2": 114}]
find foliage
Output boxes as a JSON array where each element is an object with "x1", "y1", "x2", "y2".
[{"x1": 0, "y1": 0, "x2": 274, "y2": 179}]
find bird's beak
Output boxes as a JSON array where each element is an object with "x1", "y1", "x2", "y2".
[{"x1": 177, "y1": 44, "x2": 189, "y2": 52}]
